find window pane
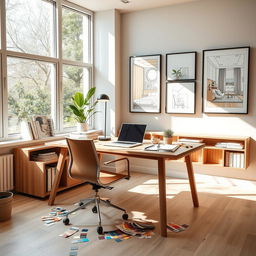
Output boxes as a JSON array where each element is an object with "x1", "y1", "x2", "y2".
[
  {"x1": 63, "y1": 65, "x2": 89, "y2": 128},
  {"x1": 62, "y1": 7, "x2": 90, "y2": 63},
  {"x1": 6, "y1": 0, "x2": 55, "y2": 57},
  {"x1": 7, "y1": 57, "x2": 55, "y2": 134}
]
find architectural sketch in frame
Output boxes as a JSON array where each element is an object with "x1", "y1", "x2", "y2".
[
  {"x1": 129, "y1": 54, "x2": 161, "y2": 113},
  {"x1": 203, "y1": 47, "x2": 250, "y2": 114},
  {"x1": 166, "y1": 52, "x2": 196, "y2": 81},
  {"x1": 166, "y1": 82, "x2": 195, "y2": 114}
]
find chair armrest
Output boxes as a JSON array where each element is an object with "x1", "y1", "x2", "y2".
[{"x1": 103, "y1": 157, "x2": 130, "y2": 179}]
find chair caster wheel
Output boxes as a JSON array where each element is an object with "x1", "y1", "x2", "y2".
[
  {"x1": 97, "y1": 226, "x2": 103, "y2": 234},
  {"x1": 79, "y1": 202, "x2": 85, "y2": 209},
  {"x1": 122, "y1": 213, "x2": 128, "y2": 220},
  {"x1": 63, "y1": 218, "x2": 70, "y2": 225},
  {"x1": 92, "y1": 206, "x2": 97, "y2": 213}
]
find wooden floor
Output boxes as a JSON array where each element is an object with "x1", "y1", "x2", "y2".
[{"x1": 1, "y1": 172, "x2": 256, "y2": 256}]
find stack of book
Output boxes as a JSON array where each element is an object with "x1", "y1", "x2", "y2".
[
  {"x1": 69, "y1": 129, "x2": 102, "y2": 140},
  {"x1": 215, "y1": 142, "x2": 243, "y2": 149},
  {"x1": 45, "y1": 165, "x2": 57, "y2": 192},
  {"x1": 31, "y1": 152, "x2": 58, "y2": 162},
  {"x1": 226, "y1": 152, "x2": 244, "y2": 168}
]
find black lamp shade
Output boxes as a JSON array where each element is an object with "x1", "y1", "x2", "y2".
[{"x1": 97, "y1": 94, "x2": 110, "y2": 101}]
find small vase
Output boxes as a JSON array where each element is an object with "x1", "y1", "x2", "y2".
[
  {"x1": 77, "y1": 123, "x2": 88, "y2": 132},
  {"x1": 163, "y1": 137, "x2": 172, "y2": 145}
]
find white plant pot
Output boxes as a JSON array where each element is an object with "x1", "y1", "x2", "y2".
[{"x1": 77, "y1": 123, "x2": 88, "y2": 132}]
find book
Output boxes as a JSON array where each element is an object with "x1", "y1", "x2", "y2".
[
  {"x1": 20, "y1": 121, "x2": 34, "y2": 140},
  {"x1": 241, "y1": 153, "x2": 245, "y2": 168},
  {"x1": 33, "y1": 116, "x2": 54, "y2": 138},
  {"x1": 179, "y1": 138, "x2": 203, "y2": 143},
  {"x1": 215, "y1": 142, "x2": 243, "y2": 149},
  {"x1": 31, "y1": 152, "x2": 58, "y2": 161},
  {"x1": 144, "y1": 144, "x2": 181, "y2": 152},
  {"x1": 51, "y1": 167, "x2": 57, "y2": 187},
  {"x1": 225, "y1": 152, "x2": 229, "y2": 167},
  {"x1": 229, "y1": 152, "x2": 233, "y2": 167},
  {"x1": 227, "y1": 152, "x2": 245, "y2": 168},
  {"x1": 47, "y1": 167, "x2": 52, "y2": 192},
  {"x1": 47, "y1": 119, "x2": 54, "y2": 136},
  {"x1": 30, "y1": 121, "x2": 39, "y2": 139},
  {"x1": 69, "y1": 129, "x2": 102, "y2": 140}
]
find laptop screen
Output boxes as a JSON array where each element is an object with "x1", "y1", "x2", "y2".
[{"x1": 118, "y1": 124, "x2": 147, "y2": 143}]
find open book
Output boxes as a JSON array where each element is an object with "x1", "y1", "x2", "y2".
[{"x1": 144, "y1": 144, "x2": 181, "y2": 152}]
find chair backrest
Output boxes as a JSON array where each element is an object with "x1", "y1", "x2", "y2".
[{"x1": 66, "y1": 138, "x2": 100, "y2": 184}]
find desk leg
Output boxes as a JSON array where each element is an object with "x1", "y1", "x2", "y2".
[
  {"x1": 98, "y1": 153, "x2": 102, "y2": 162},
  {"x1": 48, "y1": 148, "x2": 68, "y2": 206},
  {"x1": 185, "y1": 155, "x2": 199, "y2": 207},
  {"x1": 158, "y1": 158, "x2": 167, "y2": 237}
]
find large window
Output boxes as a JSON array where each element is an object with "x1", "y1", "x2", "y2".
[
  {"x1": 7, "y1": 57, "x2": 55, "y2": 134},
  {"x1": 0, "y1": 0, "x2": 93, "y2": 139},
  {"x1": 62, "y1": 7, "x2": 90, "y2": 62},
  {"x1": 6, "y1": 0, "x2": 55, "y2": 57}
]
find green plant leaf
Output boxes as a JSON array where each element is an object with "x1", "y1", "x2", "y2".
[
  {"x1": 69, "y1": 105, "x2": 83, "y2": 118},
  {"x1": 69, "y1": 88, "x2": 98, "y2": 123},
  {"x1": 73, "y1": 92, "x2": 84, "y2": 107},
  {"x1": 84, "y1": 87, "x2": 96, "y2": 104}
]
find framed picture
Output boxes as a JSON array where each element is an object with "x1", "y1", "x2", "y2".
[
  {"x1": 166, "y1": 82, "x2": 195, "y2": 114},
  {"x1": 202, "y1": 47, "x2": 250, "y2": 114},
  {"x1": 166, "y1": 52, "x2": 196, "y2": 81},
  {"x1": 129, "y1": 54, "x2": 161, "y2": 113}
]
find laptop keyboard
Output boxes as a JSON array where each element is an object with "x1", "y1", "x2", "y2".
[{"x1": 113, "y1": 141, "x2": 137, "y2": 144}]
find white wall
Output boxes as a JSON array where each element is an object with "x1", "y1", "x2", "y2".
[
  {"x1": 120, "y1": 0, "x2": 256, "y2": 180},
  {"x1": 94, "y1": 10, "x2": 124, "y2": 169},
  {"x1": 94, "y1": 10, "x2": 121, "y2": 136}
]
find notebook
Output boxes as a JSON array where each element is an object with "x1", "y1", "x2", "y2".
[
  {"x1": 144, "y1": 144, "x2": 181, "y2": 152},
  {"x1": 105, "y1": 123, "x2": 147, "y2": 148}
]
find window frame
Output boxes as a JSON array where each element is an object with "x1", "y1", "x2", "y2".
[{"x1": 0, "y1": 0, "x2": 94, "y2": 141}]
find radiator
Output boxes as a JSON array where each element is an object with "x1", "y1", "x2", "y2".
[{"x1": 0, "y1": 154, "x2": 14, "y2": 192}]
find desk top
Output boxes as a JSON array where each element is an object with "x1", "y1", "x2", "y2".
[{"x1": 46, "y1": 139, "x2": 205, "y2": 160}]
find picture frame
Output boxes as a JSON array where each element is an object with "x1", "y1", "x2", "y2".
[
  {"x1": 202, "y1": 47, "x2": 250, "y2": 114},
  {"x1": 166, "y1": 82, "x2": 195, "y2": 114},
  {"x1": 129, "y1": 54, "x2": 161, "y2": 113},
  {"x1": 166, "y1": 52, "x2": 196, "y2": 81}
]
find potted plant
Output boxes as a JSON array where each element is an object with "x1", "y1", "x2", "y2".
[
  {"x1": 69, "y1": 87, "x2": 98, "y2": 132},
  {"x1": 163, "y1": 129, "x2": 174, "y2": 144}
]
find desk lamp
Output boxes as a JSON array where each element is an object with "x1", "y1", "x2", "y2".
[{"x1": 97, "y1": 94, "x2": 111, "y2": 141}]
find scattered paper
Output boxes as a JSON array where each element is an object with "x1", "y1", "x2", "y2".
[{"x1": 167, "y1": 223, "x2": 189, "y2": 233}]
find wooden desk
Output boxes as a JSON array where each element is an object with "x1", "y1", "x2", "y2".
[{"x1": 47, "y1": 140, "x2": 204, "y2": 237}]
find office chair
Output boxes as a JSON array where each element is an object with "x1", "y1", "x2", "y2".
[{"x1": 63, "y1": 138, "x2": 130, "y2": 234}]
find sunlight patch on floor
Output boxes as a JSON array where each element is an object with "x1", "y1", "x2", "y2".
[
  {"x1": 129, "y1": 174, "x2": 256, "y2": 201},
  {"x1": 130, "y1": 211, "x2": 158, "y2": 223}
]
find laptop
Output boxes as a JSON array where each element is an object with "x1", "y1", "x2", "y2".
[{"x1": 105, "y1": 123, "x2": 147, "y2": 148}]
